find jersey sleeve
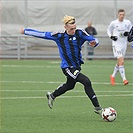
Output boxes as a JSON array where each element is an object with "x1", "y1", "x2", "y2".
[
  {"x1": 127, "y1": 20, "x2": 132, "y2": 32},
  {"x1": 107, "y1": 21, "x2": 114, "y2": 37},
  {"x1": 80, "y1": 29, "x2": 99, "y2": 47},
  {"x1": 24, "y1": 28, "x2": 58, "y2": 41}
]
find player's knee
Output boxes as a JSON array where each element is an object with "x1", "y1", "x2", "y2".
[
  {"x1": 118, "y1": 57, "x2": 124, "y2": 66},
  {"x1": 83, "y1": 77, "x2": 91, "y2": 87},
  {"x1": 64, "y1": 82, "x2": 75, "y2": 90},
  {"x1": 68, "y1": 84, "x2": 75, "y2": 90}
]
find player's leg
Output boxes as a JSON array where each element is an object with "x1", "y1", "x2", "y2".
[
  {"x1": 46, "y1": 77, "x2": 76, "y2": 109},
  {"x1": 117, "y1": 57, "x2": 129, "y2": 85},
  {"x1": 111, "y1": 45, "x2": 128, "y2": 85},
  {"x1": 111, "y1": 64, "x2": 119, "y2": 78},
  {"x1": 46, "y1": 68, "x2": 78, "y2": 109},
  {"x1": 116, "y1": 46, "x2": 129, "y2": 85},
  {"x1": 76, "y1": 73, "x2": 102, "y2": 115},
  {"x1": 51, "y1": 67, "x2": 80, "y2": 97},
  {"x1": 52, "y1": 77, "x2": 76, "y2": 97},
  {"x1": 110, "y1": 46, "x2": 119, "y2": 85},
  {"x1": 110, "y1": 64, "x2": 119, "y2": 85}
]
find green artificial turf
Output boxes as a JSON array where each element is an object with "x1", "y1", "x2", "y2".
[{"x1": 0, "y1": 59, "x2": 133, "y2": 133}]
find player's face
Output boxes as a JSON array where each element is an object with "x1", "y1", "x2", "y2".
[
  {"x1": 118, "y1": 11, "x2": 125, "y2": 22},
  {"x1": 65, "y1": 23, "x2": 76, "y2": 35}
]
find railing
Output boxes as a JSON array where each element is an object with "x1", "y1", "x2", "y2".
[{"x1": 0, "y1": 35, "x2": 132, "y2": 60}]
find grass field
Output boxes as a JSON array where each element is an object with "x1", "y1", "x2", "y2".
[{"x1": 0, "y1": 59, "x2": 133, "y2": 133}]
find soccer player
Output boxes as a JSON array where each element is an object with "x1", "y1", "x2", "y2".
[
  {"x1": 21, "y1": 15, "x2": 102, "y2": 115},
  {"x1": 107, "y1": 9, "x2": 132, "y2": 85}
]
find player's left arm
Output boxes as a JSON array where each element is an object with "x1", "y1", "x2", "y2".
[
  {"x1": 123, "y1": 21, "x2": 132, "y2": 37},
  {"x1": 89, "y1": 38, "x2": 99, "y2": 47},
  {"x1": 80, "y1": 29, "x2": 99, "y2": 47}
]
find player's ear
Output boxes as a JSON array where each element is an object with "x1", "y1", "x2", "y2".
[{"x1": 64, "y1": 25, "x2": 66, "y2": 29}]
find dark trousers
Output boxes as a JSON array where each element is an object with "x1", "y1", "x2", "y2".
[{"x1": 52, "y1": 67, "x2": 100, "y2": 107}]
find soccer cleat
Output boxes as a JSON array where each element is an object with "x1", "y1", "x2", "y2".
[
  {"x1": 94, "y1": 106, "x2": 103, "y2": 116},
  {"x1": 123, "y1": 80, "x2": 129, "y2": 85},
  {"x1": 110, "y1": 75, "x2": 115, "y2": 85},
  {"x1": 46, "y1": 92, "x2": 54, "y2": 109}
]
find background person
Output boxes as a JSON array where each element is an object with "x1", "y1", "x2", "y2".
[
  {"x1": 107, "y1": 9, "x2": 132, "y2": 85},
  {"x1": 85, "y1": 21, "x2": 98, "y2": 60}
]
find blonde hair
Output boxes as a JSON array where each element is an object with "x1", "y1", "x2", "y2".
[{"x1": 62, "y1": 15, "x2": 75, "y2": 25}]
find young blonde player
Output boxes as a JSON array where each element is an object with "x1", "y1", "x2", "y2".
[
  {"x1": 21, "y1": 15, "x2": 103, "y2": 115},
  {"x1": 107, "y1": 9, "x2": 132, "y2": 85}
]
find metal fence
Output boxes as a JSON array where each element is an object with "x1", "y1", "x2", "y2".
[{"x1": 0, "y1": 35, "x2": 132, "y2": 60}]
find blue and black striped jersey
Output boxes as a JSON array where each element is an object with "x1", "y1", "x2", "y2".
[
  {"x1": 24, "y1": 28, "x2": 99, "y2": 68},
  {"x1": 128, "y1": 26, "x2": 133, "y2": 42}
]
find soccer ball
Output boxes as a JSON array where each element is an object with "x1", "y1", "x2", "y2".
[{"x1": 101, "y1": 107, "x2": 117, "y2": 122}]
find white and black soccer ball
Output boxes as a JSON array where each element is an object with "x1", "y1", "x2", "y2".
[{"x1": 101, "y1": 107, "x2": 117, "y2": 122}]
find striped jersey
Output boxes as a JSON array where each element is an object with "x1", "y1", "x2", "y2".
[
  {"x1": 128, "y1": 26, "x2": 133, "y2": 42},
  {"x1": 24, "y1": 28, "x2": 99, "y2": 68}
]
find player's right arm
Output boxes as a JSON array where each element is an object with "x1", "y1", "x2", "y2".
[
  {"x1": 107, "y1": 21, "x2": 118, "y2": 41},
  {"x1": 20, "y1": 28, "x2": 57, "y2": 41}
]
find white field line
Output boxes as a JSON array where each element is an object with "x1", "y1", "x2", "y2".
[
  {"x1": 1, "y1": 64, "x2": 115, "y2": 69},
  {"x1": 2, "y1": 65, "x2": 58, "y2": 68},
  {"x1": 0, "y1": 94, "x2": 133, "y2": 100},
  {"x1": 0, "y1": 80, "x2": 132, "y2": 100},
  {"x1": 0, "y1": 90, "x2": 132, "y2": 93},
  {"x1": 0, "y1": 80, "x2": 133, "y2": 86},
  {"x1": 0, "y1": 80, "x2": 62, "y2": 84}
]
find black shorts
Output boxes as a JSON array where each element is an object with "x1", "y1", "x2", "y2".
[{"x1": 62, "y1": 67, "x2": 81, "y2": 79}]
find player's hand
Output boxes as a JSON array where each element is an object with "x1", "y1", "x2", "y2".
[
  {"x1": 89, "y1": 40, "x2": 96, "y2": 47},
  {"x1": 110, "y1": 36, "x2": 118, "y2": 41},
  {"x1": 20, "y1": 27, "x2": 24, "y2": 34},
  {"x1": 123, "y1": 32, "x2": 129, "y2": 37}
]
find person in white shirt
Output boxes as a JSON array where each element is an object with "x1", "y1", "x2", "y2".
[{"x1": 107, "y1": 9, "x2": 132, "y2": 85}]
